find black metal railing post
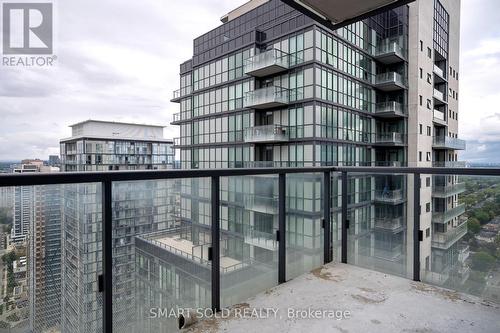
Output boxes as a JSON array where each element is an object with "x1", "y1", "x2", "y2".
[
  {"x1": 102, "y1": 180, "x2": 113, "y2": 333},
  {"x1": 278, "y1": 173, "x2": 286, "y2": 283},
  {"x1": 413, "y1": 173, "x2": 421, "y2": 282},
  {"x1": 341, "y1": 171, "x2": 348, "y2": 264},
  {"x1": 323, "y1": 171, "x2": 332, "y2": 264},
  {"x1": 211, "y1": 176, "x2": 221, "y2": 312}
]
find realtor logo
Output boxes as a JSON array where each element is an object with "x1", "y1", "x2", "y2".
[{"x1": 2, "y1": 2, "x2": 53, "y2": 54}]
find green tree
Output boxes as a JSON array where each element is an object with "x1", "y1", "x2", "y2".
[
  {"x1": 468, "y1": 218, "x2": 481, "y2": 234},
  {"x1": 474, "y1": 210, "x2": 490, "y2": 224},
  {"x1": 471, "y1": 252, "x2": 496, "y2": 272}
]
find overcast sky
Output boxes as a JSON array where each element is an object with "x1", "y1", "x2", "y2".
[{"x1": 0, "y1": 0, "x2": 499, "y2": 162}]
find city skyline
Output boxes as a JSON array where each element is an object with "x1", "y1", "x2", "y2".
[{"x1": 0, "y1": 0, "x2": 500, "y2": 162}]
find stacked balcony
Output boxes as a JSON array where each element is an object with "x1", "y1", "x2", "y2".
[
  {"x1": 374, "y1": 189, "x2": 405, "y2": 205},
  {"x1": 374, "y1": 72, "x2": 406, "y2": 91},
  {"x1": 374, "y1": 101, "x2": 406, "y2": 118},
  {"x1": 374, "y1": 41, "x2": 406, "y2": 64},
  {"x1": 432, "y1": 136, "x2": 466, "y2": 150},
  {"x1": 374, "y1": 217, "x2": 404, "y2": 233},
  {"x1": 431, "y1": 222, "x2": 468, "y2": 249},
  {"x1": 244, "y1": 86, "x2": 289, "y2": 109},
  {"x1": 244, "y1": 227, "x2": 278, "y2": 251},
  {"x1": 432, "y1": 161, "x2": 466, "y2": 168},
  {"x1": 432, "y1": 182, "x2": 466, "y2": 198},
  {"x1": 433, "y1": 64, "x2": 447, "y2": 83},
  {"x1": 244, "y1": 49, "x2": 290, "y2": 77},
  {"x1": 374, "y1": 132, "x2": 405, "y2": 146},
  {"x1": 433, "y1": 88, "x2": 447, "y2": 106},
  {"x1": 432, "y1": 204, "x2": 466, "y2": 224},
  {"x1": 244, "y1": 125, "x2": 289, "y2": 143},
  {"x1": 433, "y1": 109, "x2": 447, "y2": 126}
]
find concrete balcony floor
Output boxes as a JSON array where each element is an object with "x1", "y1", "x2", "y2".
[{"x1": 188, "y1": 263, "x2": 500, "y2": 333}]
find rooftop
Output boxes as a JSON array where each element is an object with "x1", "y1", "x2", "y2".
[{"x1": 187, "y1": 263, "x2": 500, "y2": 333}]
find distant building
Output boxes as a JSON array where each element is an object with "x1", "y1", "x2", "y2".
[
  {"x1": 48, "y1": 155, "x2": 61, "y2": 167},
  {"x1": 0, "y1": 186, "x2": 13, "y2": 209},
  {"x1": 59, "y1": 120, "x2": 175, "y2": 333}
]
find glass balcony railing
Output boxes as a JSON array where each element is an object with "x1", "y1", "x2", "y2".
[
  {"x1": 243, "y1": 86, "x2": 290, "y2": 109},
  {"x1": 432, "y1": 222, "x2": 468, "y2": 249},
  {"x1": 2, "y1": 167, "x2": 500, "y2": 332},
  {"x1": 244, "y1": 49, "x2": 290, "y2": 77},
  {"x1": 374, "y1": 42, "x2": 406, "y2": 63},
  {"x1": 171, "y1": 87, "x2": 192, "y2": 102},
  {"x1": 375, "y1": 132, "x2": 405, "y2": 145},
  {"x1": 172, "y1": 112, "x2": 181, "y2": 123},
  {"x1": 374, "y1": 189, "x2": 405, "y2": 204},
  {"x1": 374, "y1": 217, "x2": 404, "y2": 231},
  {"x1": 243, "y1": 125, "x2": 289, "y2": 143},
  {"x1": 432, "y1": 203, "x2": 466, "y2": 223},
  {"x1": 432, "y1": 182, "x2": 466, "y2": 197},
  {"x1": 374, "y1": 101, "x2": 406, "y2": 117},
  {"x1": 432, "y1": 161, "x2": 467, "y2": 168},
  {"x1": 375, "y1": 72, "x2": 406, "y2": 91},
  {"x1": 433, "y1": 136, "x2": 466, "y2": 150}
]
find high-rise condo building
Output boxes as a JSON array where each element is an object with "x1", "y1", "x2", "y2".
[
  {"x1": 139, "y1": 1, "x2": 468, "y2": 329},
  {"x1": 59, "y1": 120, "x2": 175, "y2": 333}
]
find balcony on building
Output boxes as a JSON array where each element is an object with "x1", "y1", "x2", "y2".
[
  {"x1": 243, "y1": 125, "x2": 289, "y2": 143},
  {"x1": 432, "y1": 182, "x2": 466, "y2": 198},
  {"x1": 374, "y1": 244, "x2": 403, "y2": 261},
  {"x1": 374, "y1": 188, "x2": 405, "y2": 204},
  {"x1": 374, "y1": 132, "x2": 405, "y2": 146},
  {"x1": 244, "y1": 227, "x2": 278, "y2": 251},
  {"x1": 433, "y1": 88, "x2": 447, "y2": 105},
  {"x1": 433, "y1": 109, "x2": 447, "y2": 126},
  {"x1": 171, "y1": 87, "x2": 191, "y2": 103},
  {"x1": 432, "y1": 161, "x2": 467, "y2": 168},
  {"x1": 432, "y1": 136, "x2": 466, "y2": 150},
  {"x1": 374, "y1": 217, "x2": 404, "y2": 232},
  {"x1": 432, "y1": 204, "x2": 466, "y2": 224},
  {"x1": 433, "y1": 64, "x2": 447, "y2": 83},
  {"x1": 374, "y1": 41, "x2": 406, "y2": 64},
  {"x1": 374, "y1": 72, "x2": 406, "y2": 91},
  {"x1": 243, "y1": 86, "x2": 289, "y2": 109},
  {"x1": 244, "y1": 49, "x2": 290, "y2": 77},
  {"x1": 431, "y1": 222, "x2": 468, "y2": 249},
  {"x1": 374, "y1": 101, "x2": 406, "y2": 118}
]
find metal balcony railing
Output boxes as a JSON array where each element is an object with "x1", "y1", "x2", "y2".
[
  {"x1": 2, "y1": 165, "x2": 500, "y2": 332},
  {"x1": 433, "y1": 136, "x2": 466, "y2": 150},
  {"x1": 243, "y1": 125, "x2": 289, "y2": 143}
]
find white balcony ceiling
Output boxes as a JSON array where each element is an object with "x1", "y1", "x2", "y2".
[{"x1": 292, "y1": 0, "x2": 407, "y2": 24}]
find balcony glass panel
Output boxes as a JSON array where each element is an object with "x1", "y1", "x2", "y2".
[
  {"x1": 375, "y1": 132, "x2": 405, "y2": 145},
  {"x1": 220, "y1": 176, "x2": 279, "y2": 307},
  {"x1": 119, "y1": 178, "x2": 211, "y2": 332},
  {"x1": 433, "y1": 88, "x2": 445, "y2": 102},
  {"x1": 346, "y1": 172, "x2": 411, "y2": 279},
  {"x1": 375, "y1": 72, "x2": 406, "y2": 90},
  {"x1": 433, "y1": 136, "x2": 467, "y2": 150},
  {"x1": 374, "y1": 101, "x2": 406, "y2": 117},
  {"x1": 243, "y1": 86, "x2": 290, "y2": 109},
  {"x1": 244, "y1": 49, "x2": 290, "y2": 77},
  {"x1": 243, "y1": 125, "x2": 289, "y2": 143},
  {"x1": 433, "y1": 64, "x2": 445, "y2": 78},
  {"x1": 286, "y1": 173, "x2": 324, "y2": 280}
]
